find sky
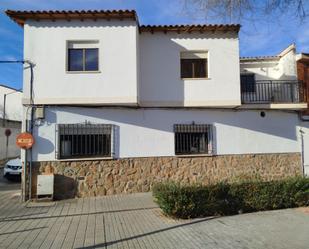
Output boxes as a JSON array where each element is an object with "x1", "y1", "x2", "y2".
[{"x1": 0, "y1": 0, "x2": 308, "y2": 90}]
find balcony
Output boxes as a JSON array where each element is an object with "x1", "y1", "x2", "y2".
[{"x1": 241, "y1": 80, "x2": 307, "y2": 107}]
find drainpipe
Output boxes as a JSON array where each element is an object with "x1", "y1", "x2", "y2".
[
  {"x1": 300, "y1": 129, "x2": 305, "y2": 176},
  {"x1": 26, "y1": 61, "x2": 34, "y2": 201}
]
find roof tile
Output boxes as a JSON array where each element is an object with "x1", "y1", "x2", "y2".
[{"x1": 5, "y1": 9, "x2": 240, "y2": 33}]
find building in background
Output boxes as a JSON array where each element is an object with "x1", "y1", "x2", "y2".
[
  {"x1": 296, "y1": 53, "x2": 309, "y2": 117},
  {"x1": 240, "y1": 45, "x2": 309, "y2": 176},
  {"x1": 5, "y1": 10, "x2": 309, "y2": 200},
  {"x1": 296, "y1": 52, "x2": 309, "y2": 176},
  {"x1": 0, "y1": 84, "x2": 22, "y2": 162}
]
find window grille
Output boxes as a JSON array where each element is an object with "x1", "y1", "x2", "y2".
[
  {"x1": 174, "y1": 124, "x2": 213, "y2": 155},
  {"x1": 56, "y1": 124, "x2": 113, "y2": 159}
]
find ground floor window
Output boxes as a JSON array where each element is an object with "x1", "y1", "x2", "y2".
[
  {"x1": 174, "y1": 124, "x2": 213, "y2": 155},
  {"x1": 57, "y1": 124, "x2": 113, "y2": 159}
]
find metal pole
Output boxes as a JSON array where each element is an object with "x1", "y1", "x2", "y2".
[
  {"x1": 3, "y1": 94, "x2": 6, "y2": 127},
  {"x1": 5, "y1": 135, "x2": 8, "y2": 161},
  {"x1": 22, "y1": 119, "x2": 28, "y2": 202},
  {"x1": 22, "y1": 148, "x2": 28, "y2": 202}
]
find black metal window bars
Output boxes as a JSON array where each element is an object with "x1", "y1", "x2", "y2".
[
  {"x1": 56, "y1": 124, "x2": 113, "y2": 159},
  {"x1": 174, "y1": 124, "x2": 213, "y2": 155}
]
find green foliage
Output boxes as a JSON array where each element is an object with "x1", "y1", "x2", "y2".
[{"x1": 152, "y1": 177, "x2": 309, "y2": 219}]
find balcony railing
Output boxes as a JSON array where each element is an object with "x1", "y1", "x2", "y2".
[{"x1": 241, "y1": 80, "x2": 307, "y2": 104}]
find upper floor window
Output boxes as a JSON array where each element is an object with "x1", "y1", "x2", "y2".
[
  {"x1": 174, "y1": 124, "x2": 213, "y2": 155},
  {"x1": 181, "y1": 51, "x2": 208, "y2": 79},
  {"x1": 67, "y1": 41, "x2": 99, "y2": 72},
  {"x1": 240, "y1": 74, "x2": 255, "y2": 93}
]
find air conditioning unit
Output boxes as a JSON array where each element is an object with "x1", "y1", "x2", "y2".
[{"x1": 37, "y1": 174, "x2": 54, "y2": 199}]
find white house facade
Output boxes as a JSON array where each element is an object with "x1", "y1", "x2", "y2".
[{"x1": 6, "y1": 10, "x2": 308, "y2": 199}]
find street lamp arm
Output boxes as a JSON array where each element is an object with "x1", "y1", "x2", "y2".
[{"x1": 0, "y1": 60, "x2": 34, "y2": 65}]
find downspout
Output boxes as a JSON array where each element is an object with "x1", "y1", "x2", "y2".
[
  {"x1": 299, "y1": 129, "x2": 305, "y2": 176},
  {"x1": 27, "y1": 61, "x2": 34, "y2": 201},
  {"x1": 23, "y1": 119, "x2": 28, "y2": 202}
]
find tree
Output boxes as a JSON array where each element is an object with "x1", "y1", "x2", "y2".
[{"x1": 183, "y1": 0, "x2": 308, "y2": 23}]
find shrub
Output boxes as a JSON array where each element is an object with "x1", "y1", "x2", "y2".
[{"x1": 152, "y1": 177, "x2": 309, "y2": 219}]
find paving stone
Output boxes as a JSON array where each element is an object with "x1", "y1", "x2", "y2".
[{"x1": 0, "y1": 188, "x2": 308, "y2": 249}]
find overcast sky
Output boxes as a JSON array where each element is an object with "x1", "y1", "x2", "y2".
[{"x1": 0, "y1": 0, "x2": 308, "y2": 89}]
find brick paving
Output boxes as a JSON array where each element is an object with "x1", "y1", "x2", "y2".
[{"x1": 0, "y1": 187, "x2": 308, "y2": 249}]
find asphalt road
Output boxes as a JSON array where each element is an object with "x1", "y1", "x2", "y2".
[{"x1": 0, "y1": 167, "x2": 21, "y2": 191}]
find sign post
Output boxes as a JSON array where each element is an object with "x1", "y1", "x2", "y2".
[
  {"x1": 16, "y1": 132, "x2": 35, "y2": 201},
  {"x1": 4, "y1": 128, "x2": 11, "y2": 161}
]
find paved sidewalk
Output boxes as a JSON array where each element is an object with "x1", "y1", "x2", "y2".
[{"x1": 0, "y1": 189, "x2": 308, "y2": 249}]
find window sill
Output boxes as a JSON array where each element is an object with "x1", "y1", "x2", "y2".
[
  {"x1": 181, "y1": 78, "x2": 211, "y2": 80},
  {"x1": 66, "y1": 70, "x2": 101, "y2": 74},
  {"x1": 57, "y1": 156, "x2": 114, "y2": 162},
  {"x1": 175, "y1": 153, "x2": 214, "y2": 158}
]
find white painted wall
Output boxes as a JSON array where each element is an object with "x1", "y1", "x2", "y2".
[
  {"x1": 23, "y1": 20, "x2": 241, "y2": 107},
  {"x1": 0, "y1": 86, "x2": 22, "y2": 121},
  {"x1": 23, "y1": 20, "x2": 139, "y2": 105},
  {"x1": 31, "y1": 107, "x2": 301, "y2": 161},
  {"x1": 240, "y1": 47, "x2": 297, "y2": 81},
  {"x1": 278, "y1": 48, "x2": 298, "y2": 80},
  {"x1": 139, "y1": 32, "x2": 241, "y2": 107},
  {"x1": 300, "y1": 122, "x2": 309, "y2": 176},
  {"x1": 0, "y1": 123, "x2": 21, "y2": 160}
]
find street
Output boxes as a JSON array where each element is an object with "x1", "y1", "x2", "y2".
[{"x1": 0, "y1": 167, "x2": 20, "y2": 191}]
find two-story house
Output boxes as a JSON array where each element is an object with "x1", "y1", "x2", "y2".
[{"x1": 6, "y1": 10, "x2": 308, "y2": 199}]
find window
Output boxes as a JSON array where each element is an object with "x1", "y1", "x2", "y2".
[
  {"x1": 241, "y1": 74, "x2": 255, "y2": 93},
  {"x1": 57, "y1": 124, "x2": 113, "y2": 159},
  {"x1": 181, "y1": 51, "x2": 208, "y2": 78},
  {"x1": 67, "y1": 41, "x2": 99, "y2": 72},
  {"x1": 174, "y1": 124, "x2": 213, "y2": 155}
]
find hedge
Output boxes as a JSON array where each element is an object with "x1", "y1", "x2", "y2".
[{"x1": 152, "y1": 177, "x2": 309, "y2": 219}]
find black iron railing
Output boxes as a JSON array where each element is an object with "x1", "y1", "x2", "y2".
[{"x1": 241, "y1": 80, "x2": 307, "y2": 104}]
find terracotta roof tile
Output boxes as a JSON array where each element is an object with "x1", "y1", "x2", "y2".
[
  {"x1": 240, "y1": 55, "x2": 280, "y2": 61},
  {"x1": 5, "y1": 10, "x2": 138, "y2": 26},
  {"x1": 140, "y1": 24, "x2": 240, "y2": 33},
  {"x1": 6, "y1": 10, "x2": 240, "y2": 33}
]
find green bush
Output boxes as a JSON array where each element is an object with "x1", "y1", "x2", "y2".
[{"x1": 152, "y1": 177, "x2": 309, "y2": 219}]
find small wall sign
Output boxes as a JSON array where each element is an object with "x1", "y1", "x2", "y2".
[
  {"x1": 16, "y1": 132, "x2": 35, "y2": 149},
  {"x1": 4, "y1": 129, "x2": 11, "y2": 137}
]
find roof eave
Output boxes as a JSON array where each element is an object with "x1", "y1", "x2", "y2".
[{"x1": 5, "y1": 9, "x2": 138, "y2": 27}]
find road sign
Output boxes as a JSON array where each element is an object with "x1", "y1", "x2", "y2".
[
  {"x1": 16, "y1": 132, "x2": 35, "y2": 149},
  {"x1": 4, "y1": 128, "x2": 11, "y2": 137}
]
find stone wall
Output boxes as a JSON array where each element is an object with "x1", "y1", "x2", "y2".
[{"x1": 31, "y1": 153, "x2": 302, "y2": 199}]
